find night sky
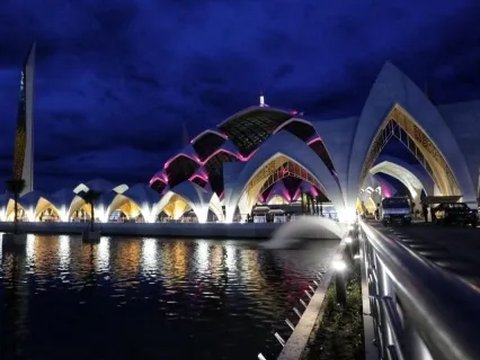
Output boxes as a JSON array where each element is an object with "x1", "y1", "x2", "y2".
[{"x1": 1, "y1": 0, "x2": 480, "y2": 193}]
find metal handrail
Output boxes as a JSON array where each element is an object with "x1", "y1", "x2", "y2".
[{"x1": 360, "y1": 221, "x2": 480, "y2": 360}]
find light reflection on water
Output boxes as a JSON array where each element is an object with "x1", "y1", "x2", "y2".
[
  {"x1": 0, "y1": 235, "x2": 338, "y2": 360},
  {"x1": 58, "y1": 235, "x2": 70, "y2": 271}
]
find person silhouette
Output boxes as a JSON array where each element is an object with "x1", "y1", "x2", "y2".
[{"x1": 422, "y1": 203, "x2": 428, "y2": 223}]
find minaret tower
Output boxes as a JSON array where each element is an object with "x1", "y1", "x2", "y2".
[{"x1": 12, "y1": 43, "x2": 36, "y2": 195}]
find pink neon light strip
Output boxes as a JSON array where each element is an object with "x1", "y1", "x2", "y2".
[
  {"x1": 188, "y1": 173, "x2": 209, "y2": 182},
  {"x1": 190, "y1": 129, "x2": 228, "y2": 144},
  {"x1": 307, "y1": 136, "x2": 322, "y2": 145},
  {"x1": 164, "y1": 147, "x2": 256, "y2": 169}
]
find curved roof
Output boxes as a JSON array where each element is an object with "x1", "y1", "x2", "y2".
[
  {"x1": 165, "y1": 153, "x2": 199, "y2": 188},
  {"x1": 217, "y1": 106, "x2": 293, "y2": 156},
  {"x1": 74, "y1": 179, "x2": 116, "y2": 194},
  {"x1": 19, "y1": 191, "x2": 44, "y2": 209},
  {"x1": 203, "y1": 150, "x2": 238, "y2": 196},
  {"x1": 149, "y1": 107, "x2": 329, "y2": 195},
  {"x1": 122, "y1": 183, "x2": 161, "y2": 206},
  {"x1": 273, "y1": 118, "x2": 317, "y2": 142},
  {"x1": 97, "y1": 190, "x2": 118, "y2": 208},
  {"x1": 307, "y1": 137, "x2": 336, "y2": 174},
  {"x1": 191, "y1": 129, "x2": 228, "y2": 161},
  {"x1": 0, "y1": 194, "x2": 9, "y2": 209},
  {"x1": 49, "y1": 188, "x2": 76, "y2": 210}
]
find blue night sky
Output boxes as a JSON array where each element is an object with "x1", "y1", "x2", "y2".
[{"x1": 1, "y1": 0, "x2": 480, "y2": 192}]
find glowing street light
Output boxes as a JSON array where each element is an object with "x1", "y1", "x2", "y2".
[{"x1": 332, "y1": 256, "x2": 347, "y2": 272}]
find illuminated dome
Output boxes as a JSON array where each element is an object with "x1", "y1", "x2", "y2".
[{"x1": 150, "y1": 105, "x2": 338, "y2": 201}]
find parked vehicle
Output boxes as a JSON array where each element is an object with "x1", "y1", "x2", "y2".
[
  {"x1": 380, "y1": 197, "x2": 412, "y2": 225},
  {"x1": 432, "y1": 202, "x2": 478, "y2": 227},
  {"x1": 269, "y1": 209, "x2": 286, "y2": 223}
]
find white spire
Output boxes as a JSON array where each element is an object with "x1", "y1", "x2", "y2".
[{"x1": 259, "y1": 92, "x2": 267, "y2": 107}]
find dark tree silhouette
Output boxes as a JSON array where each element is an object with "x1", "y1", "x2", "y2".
[
  {"x1": 78, "y1": 189, "x2": 101, "y2": 231},
  {"x1": 6, "y1": 179, "x2": 25, "y2": 234}
]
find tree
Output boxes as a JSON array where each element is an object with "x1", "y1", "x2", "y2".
[
  {"x1": 6, "y1": 179, "x2": 25, "y2": 234},
  {"x1": 78, "y1": 189, "x2": 101, "y2": 232}
]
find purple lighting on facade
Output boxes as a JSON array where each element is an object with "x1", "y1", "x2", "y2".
[
  {"x1": 149, "y1": 172, "x2": 169, "y2": 186},
  {"x1": 307, "y1": 136, "x2": 322, "y2": 146},
  {"x1": 190, "y1": 129, "x2": 228, "y2": 144},
  {"x1": 163, "y1": 148, "x2": 256, "y2": 171}
]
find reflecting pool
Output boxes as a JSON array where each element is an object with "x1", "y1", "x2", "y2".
[{"x1": 0, "y1": 235, "x2": 338, "y2": 359}]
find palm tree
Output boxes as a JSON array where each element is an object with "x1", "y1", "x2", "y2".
[
  {"x1": 78, "y1": 189, "x2": 101, "y2": 232},
  {"x1": 6, "y1": 179, "x2": 25, "y2": 234}
]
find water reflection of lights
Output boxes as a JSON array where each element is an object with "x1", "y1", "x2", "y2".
[
  {"x1": 196, "y1": 241, "x2": 210, "y2": 273},
  {"x1": 210, "y1": 245, "x2": 223, "y2": 278},
  {"x1": 96, "y1": 237, "x2": 110, "y2": 272},
  {"x1": 58, "y1": 235, "x2": 70, "y2": 270},
  {"x1": 142, "y1": 238, "x2": 157, "y2": 273},
  {"x1": 26, "y1": 234, "x2": 36, "y2": 267},
  {"x1": 225, "y1": 244, "x2": 236, "y2": 273}
]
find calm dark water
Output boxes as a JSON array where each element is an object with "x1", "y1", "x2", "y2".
[{"x1": 0, "y1": 235, "x2": 338, "y2": 360}]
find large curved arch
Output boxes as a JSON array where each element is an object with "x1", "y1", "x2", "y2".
[
  {"x1": 156, "y1": 182, "x2": 220, "y2": 223},
  {"x1": 374, "y1": 154, "x2": 434, "y2": 195},
  {"x1": 49, "y1": 189, "x2": 77, "y2": 221},
  {"x1": 34, "y1": 197, "x2": 62, "y2": 221},
  {"x1": 156, "y1": 192, "x2": 191, "y2": 220},
  {"x1": 18, "y1": 191, "x2": 44, "y2": 221},
  {"x1": 370, "y1": 161, "x2": 425, "y2": 208},
  {"x1": 108, "y1": 194, "x2": 144, "y2": 222},
  {"x1": 223, "y1": 131, "x2": 345, "y2": 222},
  {"x1": 348, "y1": 62, "x2": 476, "y2": 206},
  {"x1": 107, "y1": 184, "x2": 161, "y2": 223},
  {"x1": 359, "y1": 104, "x2": 460, "y2": 196},
  {"x1": 257, "y1": 162, "x2": 326, "y2": 201}
]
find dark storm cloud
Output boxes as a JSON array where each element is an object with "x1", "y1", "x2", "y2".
[{"x1": 1, "y1": 0, "x2": 480, "y2": 192}]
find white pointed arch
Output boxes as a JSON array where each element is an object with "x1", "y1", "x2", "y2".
[
  {"x1": 107, "y1": 184, "x2": 161, "y2": 223},
  {"x1": 370, "y1": 161, "x2": 426, "y2": 209},
  {"x1": 49, "y1": 189, "x2": 77, "y2": 221},
  {"x1": 155, "y1": 181, "x2": 219, "y2": 223},
  {"x1": 223, "y1": 131, "x2": 345, "y2": 222},
  {"x1": 34, "y1": 197, "x2": 62, "y2": 221},
  {"x1": 348, "y1": 62, "x2": 476, "y2": 206},
  {"x1": 374, "y1": 154, "x2": 434, "y2": 195}
]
